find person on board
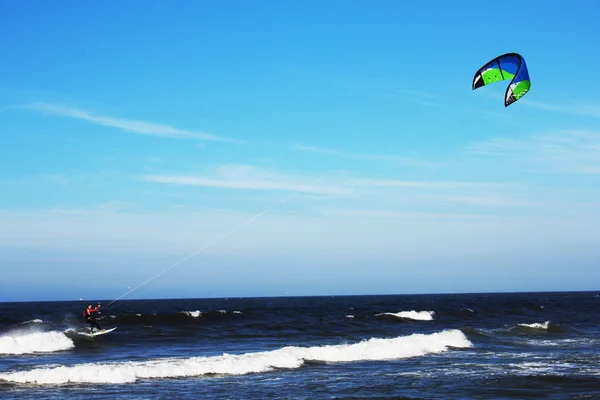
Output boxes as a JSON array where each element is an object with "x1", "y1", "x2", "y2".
[{"x1": 83, "y1": 303, "x2": 104, "y2": 333}]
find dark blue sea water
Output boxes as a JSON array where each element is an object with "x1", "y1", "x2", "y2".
[{"x1": 1, "y1": 291, "x2": 600, "y2": 399}]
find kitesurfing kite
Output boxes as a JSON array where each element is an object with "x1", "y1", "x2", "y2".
[{"x1": 472, "y1": 52, "x2": 530, "y2": 107}]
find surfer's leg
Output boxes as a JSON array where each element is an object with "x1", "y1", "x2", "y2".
[{"x1": 91, "y1": 317, "x2": 102, "y2": 331}]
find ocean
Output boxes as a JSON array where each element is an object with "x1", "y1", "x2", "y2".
[{"x1": 1, "y1": 291, "x2": 600, "y2": 399}]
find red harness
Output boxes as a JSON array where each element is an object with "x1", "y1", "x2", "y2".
[{"x1": 83, "y1": 306, "x2": 99, "y2": 318}]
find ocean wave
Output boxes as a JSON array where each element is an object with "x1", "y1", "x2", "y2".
[
  {"x1": 19, "y1": 319, "x2": 44, "y2": 325},
  {"x1": 110, "y1": 309, "x2": 238, "y2": 326},
  {"x1": 518, "y1": 321, "x2": 550, "y2": 330},
  {"x1": 0, "y1": 329, "x2": 472, "y2": 385},
  {"x1": 460, "y1": 326, "x2": 490, "y2": 338},
  {"x1": 0, "y1": 331, "x2": 75, "y2": 355},
  {"x1": 182, "y1": 310, "x2": 202, "y2": 318},
  {"x1": 376, "y1": 310, "x2": 435, "y2": 321}
]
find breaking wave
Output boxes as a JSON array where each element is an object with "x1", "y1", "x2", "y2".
[
  {"x1": 0, "y1": 330, "x2": 75, "y2": 355},
  {"x1": 518, "y1": 321, "x2": 550, "y2": 330},
  {"x1": 376, "y1": 310, "x2": 435, "y2": 321},
  {"x1": 0, "y1": 329, "x2": 471, "y2": 384}
]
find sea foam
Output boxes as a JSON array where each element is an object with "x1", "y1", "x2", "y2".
[
  {"x1": 518, "y1": 321, "x2": 550, "y2": 330},
  {"x1": 0, "y1": 329, "x2": 472, "y2": 385},
  {"x1": 0, "y1": 331, "x2": 75, "y2": 355},
  {"x1": 376, "y1": 310, "x2": 435, "y2": 321}
]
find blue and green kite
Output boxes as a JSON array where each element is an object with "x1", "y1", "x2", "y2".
[{"x1": 472, "y1": 52, "x2": 531, "y2": 107}]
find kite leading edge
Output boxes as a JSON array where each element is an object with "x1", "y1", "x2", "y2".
[{"x1": 472, "y1": 52, "x2": 531, "y2": 107}]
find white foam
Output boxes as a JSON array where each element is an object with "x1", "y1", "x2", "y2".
[
  {"x1": 182, "y1": 310, "x2": 202, "y2": 318},
  {"x1": 0, "y1": 331, "x2": 75, "y2": 355},
  {"x1": 376, "y1": 310, "x2": 435, "y2": 321},
  {"x1": 19, "y1": 319, "x2": 43, "y2": 325},
  {"x1": 0, "y1": 329, "x2": 471, "y2": 385},
  {"x1": 518, "y1": 321, "x2": 550, "y2": 330}
]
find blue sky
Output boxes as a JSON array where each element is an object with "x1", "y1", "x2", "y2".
[{"x1": 1, "y1": 1, "x2": 600, "y2": 302}]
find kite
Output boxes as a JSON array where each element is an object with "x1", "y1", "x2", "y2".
[{"x1": 472, "y1": 52, "x2": 531, "y2": 107}]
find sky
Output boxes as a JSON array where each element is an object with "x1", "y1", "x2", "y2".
[{"x1": 1, "y1": 1, "x2": 600, "y2": 302}]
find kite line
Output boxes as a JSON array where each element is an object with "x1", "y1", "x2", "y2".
[{"x1": 107, "y1": 171, "x2": 331, "y2": 307}]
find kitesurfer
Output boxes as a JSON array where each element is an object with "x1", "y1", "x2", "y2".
[{"x1": 83, "y1": 303, "x2": 104, "y2": 333}]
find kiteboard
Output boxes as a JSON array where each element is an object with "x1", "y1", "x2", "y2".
[{"x1": 82, "y1": 327, "x2": 117, "y2": 337}]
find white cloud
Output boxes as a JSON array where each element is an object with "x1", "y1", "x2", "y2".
[
  {"x1": 142, "y1": 174, "x2": 350, "y2": 196},
  {"x1": 293, "y1": 143, "x2": 440, "y2": 168},
  {"x1": 136, "y1": 163, "x2": 572, "y2": 215},
  {"x1": 138, "y1": 164, "x2": 530, "y2": 205},
  {"x1": 468, "y1": 129, "x2": 600, "y2": 174},
  {"x1": 518, "y1": 99, "x2": 600, "y2": 118},
  {"x1": 347, "y1": 177, "x2": 509, "y2": 190},
  {"x1": 22, "y1": 102, "x2": 242, "y2": 143},
  {"x1": 313, "y1": 208, "x2": 496, "y2": 221},
  {"x1": 141, "y1": 164, "x2": 352, "y2": 196},
  {"x1": 470, "y1": 89, "x2": 600, "y2": 118}
]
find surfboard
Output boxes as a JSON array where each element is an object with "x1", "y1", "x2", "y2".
[{"x1": 83, "y1": 327, "x2": 117, "y2": 337}]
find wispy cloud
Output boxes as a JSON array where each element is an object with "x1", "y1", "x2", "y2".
[
  {"x1": 343, "y1": 178, "x2": 543, "y2": 210},
  {"x1": 468, "y1": 129, "x2": 600, "y2": 174},
  {"x1": 138, "y1": 163, "x2": 542, "y2": 212},
  {"x1": 422, "y1": 193, "x2": 542, "y2": 208},
  {"x1": 473, "y1": 90, "x2": 600, "y2": 118},
  {"x1": 313, "y1": 207, "x2": 499, "y2": 221},
  {"x1": 348, "y1": 178, "x2": 509, "y2": 190},
  {"x1": 293, "y1": 144, "x2": 440, "y2": 169},
  {"x1": 142, "y1": 175, "x2": 351, "y2": 196},
  {"x1": 518, "y1": 99, "x2": 600, "y2": 118},
  {"x1": 21, "y1": 102, "x2": 242, "y2": 143},
  {"x1": 141, "y1": 164, "x2": 352, "y2": 196},
  {"x1": 142, "y1": 164, "x2": 502, "y2": 199}
]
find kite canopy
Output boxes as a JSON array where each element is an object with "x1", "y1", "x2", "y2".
[{"x1": 472, "y1": 52, "x2": 531, "y2": 107}]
